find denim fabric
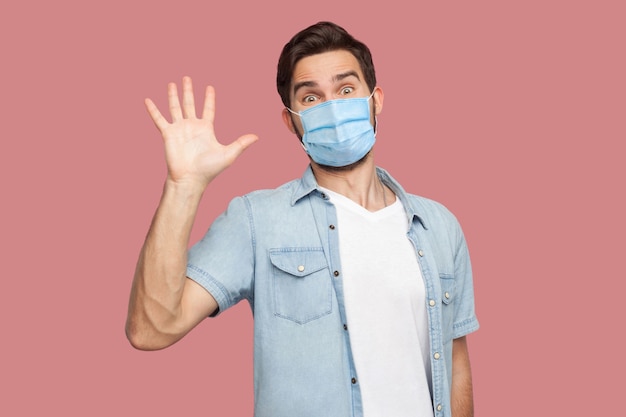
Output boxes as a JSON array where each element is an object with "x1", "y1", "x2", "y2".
[{"x1": 187, "y1": 166, "x2": 479, "y2": 417}]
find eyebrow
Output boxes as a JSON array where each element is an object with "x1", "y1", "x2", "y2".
[{"x1": 292, "y1": 71, "x2": 361, "y2": 96}]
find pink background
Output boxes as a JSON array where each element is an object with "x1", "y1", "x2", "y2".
[{"x1": 1, "y1": 0, "x2": 624, "y2": 415}]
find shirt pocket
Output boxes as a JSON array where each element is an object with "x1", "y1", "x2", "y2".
[
  {"x1": 270, "y1": 248, "x2": 332, "y2": 324},
  {"x1": 440, "y1": 273, "x2": 456, "y2": 343}
]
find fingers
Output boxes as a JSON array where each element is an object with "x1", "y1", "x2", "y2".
[
  {"x1": 201, "y1": 85, "x2": 215, "y2": 123},
  {"x1": 165, "y1": 77, "x2": 204, "y2": 122},
  {"x1": 144, "y1": 98, "x2": 168, "y2": 131},
  {"x1": 145, "y1": 77, "x2": 219, "y2": 133},
  {"x1": 181, "y1": 76, "x2": 197, "y2": 119},
  {"x1": 167, "y1": 82, "x2": 183, "y2": 122}
]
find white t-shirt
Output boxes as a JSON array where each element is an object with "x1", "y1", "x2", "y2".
[{"x1": 322, "y1": 188, "x2": 433, "y2": 417}]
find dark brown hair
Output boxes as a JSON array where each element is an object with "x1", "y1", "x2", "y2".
[{"x1": 276, "y1": 21, "x2": 377, "y2": 108}]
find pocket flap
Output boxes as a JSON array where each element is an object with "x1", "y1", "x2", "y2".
[
  {"x1": 440, "y1": 275, "x2": 456, "y2": 305},
  {"x1": 269, "y1": 248, "x2": 328, "y2": 277}
]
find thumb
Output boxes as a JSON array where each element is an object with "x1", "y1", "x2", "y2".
[{"x1": 225, "y1": 133, "x2": 259, "y2": 161}]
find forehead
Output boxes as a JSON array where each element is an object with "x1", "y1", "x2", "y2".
[{"x1": 291, "y1": 50, "x2": 364, "y2": 88}]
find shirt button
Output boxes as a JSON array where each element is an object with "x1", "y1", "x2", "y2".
[
  {"x1": 329, "y1": 224, "x2": 335, "y2": 230},
  {"x1": 297, "y1": 265, "x2": 305, "y2": 272},
  {"x1": 434, "y1": 352, "x2": 440, "y2": 360},
  {"x1": 321, "y1": 193, "x2": 327, "y2": 199},
  {"x1": 343, "y1": 324, "x2": 348, "y2": 330},
  {"x1": 436, "y1": 404, "x2": 442, "y2": 412},
  {"x1": 418, "y1": 250, "x2": 424, "y2": 257},
  {"x1": 351, "y1": 378, "x2": 357, "y2": 384},
  {"x1": 333, "y1": 270, "x2": 340, "y2": 277},
  {"x1": 444, "y1": 292, "x2": 450, "y2": 299},
  {"x1": 429, "y1": 300, "x2": 436, "y2": 307}
]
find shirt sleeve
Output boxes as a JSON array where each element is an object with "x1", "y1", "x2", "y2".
[
  {"x1": 186, "y1": 196, "x2": 255, "y2": 315},
  {"x1": 452, "y1": 226, "x2": 480, "y2": 338}
]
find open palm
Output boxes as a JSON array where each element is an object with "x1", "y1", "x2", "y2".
[{"x1": 145, "y1": 76, "x2": 258, "y2": 189}]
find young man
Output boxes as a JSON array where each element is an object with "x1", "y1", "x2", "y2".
[{"x1": 126, "y1": 21, "x2": 479, "y2": 417}]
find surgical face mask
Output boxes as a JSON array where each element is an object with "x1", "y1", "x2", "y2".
[{"x1": 287, "y1": 92, "x2": 376, "y2": 167}]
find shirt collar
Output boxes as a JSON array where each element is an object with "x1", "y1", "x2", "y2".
[
  {"x1": 376, "y1": 167, "x2": 427, "y2": 230},
  {"x1": 291, "y1": 165, "x2": 319, "y2": 205},
  {"x1": 291, "y1": 165, "x2": 427, "y2": 229}
]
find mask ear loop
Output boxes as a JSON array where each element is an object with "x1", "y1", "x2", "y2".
[
  {"x1": 369, "y1": 90, "x2": 378, "y2": 136},
  {"x1": 285, "y1": 107, "x2": 309, "y2": 151}
]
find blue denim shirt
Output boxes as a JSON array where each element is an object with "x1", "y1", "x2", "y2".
[{"x1": 187, "y1": 166, "x2": 479, "y2": 417}]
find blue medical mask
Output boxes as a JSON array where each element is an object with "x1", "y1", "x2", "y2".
[{"x1": 287, "y1": 92, "x2": 376, "y2": 167}]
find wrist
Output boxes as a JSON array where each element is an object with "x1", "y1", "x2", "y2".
[{"x1": 163, "y1": 176, "x2": 206, "y2": 202}]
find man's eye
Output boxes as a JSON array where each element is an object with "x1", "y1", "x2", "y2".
[
  {"x1": 340, "y1": 87, "x2": 354, "y2": 95},
  {"x1": 303, "y1": 95, "x2": 317, "y2": 103}
]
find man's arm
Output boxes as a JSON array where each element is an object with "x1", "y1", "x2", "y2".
[
  {"x1": 125, "y1": 77, "x2": 258, "y2": 350},
  {"x1": 125, "y1": 180, "x2": 217, "y2": 350},
  {"x1": 451, "y1": 336, "x2": 474, "y2": 417}
]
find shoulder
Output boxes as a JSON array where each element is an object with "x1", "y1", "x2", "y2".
[
  {"x1": 378, "y1": 166, "x2": 460, "y2": 229},
  {"x1": 402, "y1": 192, "x2": 468, "y2": 254},
  {"x1": 240, "y1": 177, "x2": 301, "y2": 205},
  {"x1": 405, "y1": 192, "x2": 449, "y2": 211},
  {"x1": 222, "y1": 177, "x2": 309, "y2": 221},
  {"x1": 407, "y1": 193, "x2": 459, "y2": 224}
]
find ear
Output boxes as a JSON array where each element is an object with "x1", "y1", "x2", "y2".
[
  {"x1": 282, "y1": 108, "x2": 296, "y2": 133},
  {"x1": 372, "y1": 86, "x2": 384, "y2": 116}
]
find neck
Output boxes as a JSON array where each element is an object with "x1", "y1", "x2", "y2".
[{"x1": 311, "y1": 154, "x2": 393, "y2": 211}]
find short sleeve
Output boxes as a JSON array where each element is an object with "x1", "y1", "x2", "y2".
[
  {"x1": 186, "y1": 196, "x2": 255, "y2": 315},
  {"x1": 452, "y1": 227, "x2": 480, "y2": 338}
]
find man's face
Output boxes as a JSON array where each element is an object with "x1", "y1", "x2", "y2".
[{"x1": 282, "y1": 49, "x2": 383, "y2": 138}]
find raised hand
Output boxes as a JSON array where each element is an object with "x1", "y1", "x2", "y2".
[{"x1": 145, "y1": 76, "x2": 258, "y2": 190}]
